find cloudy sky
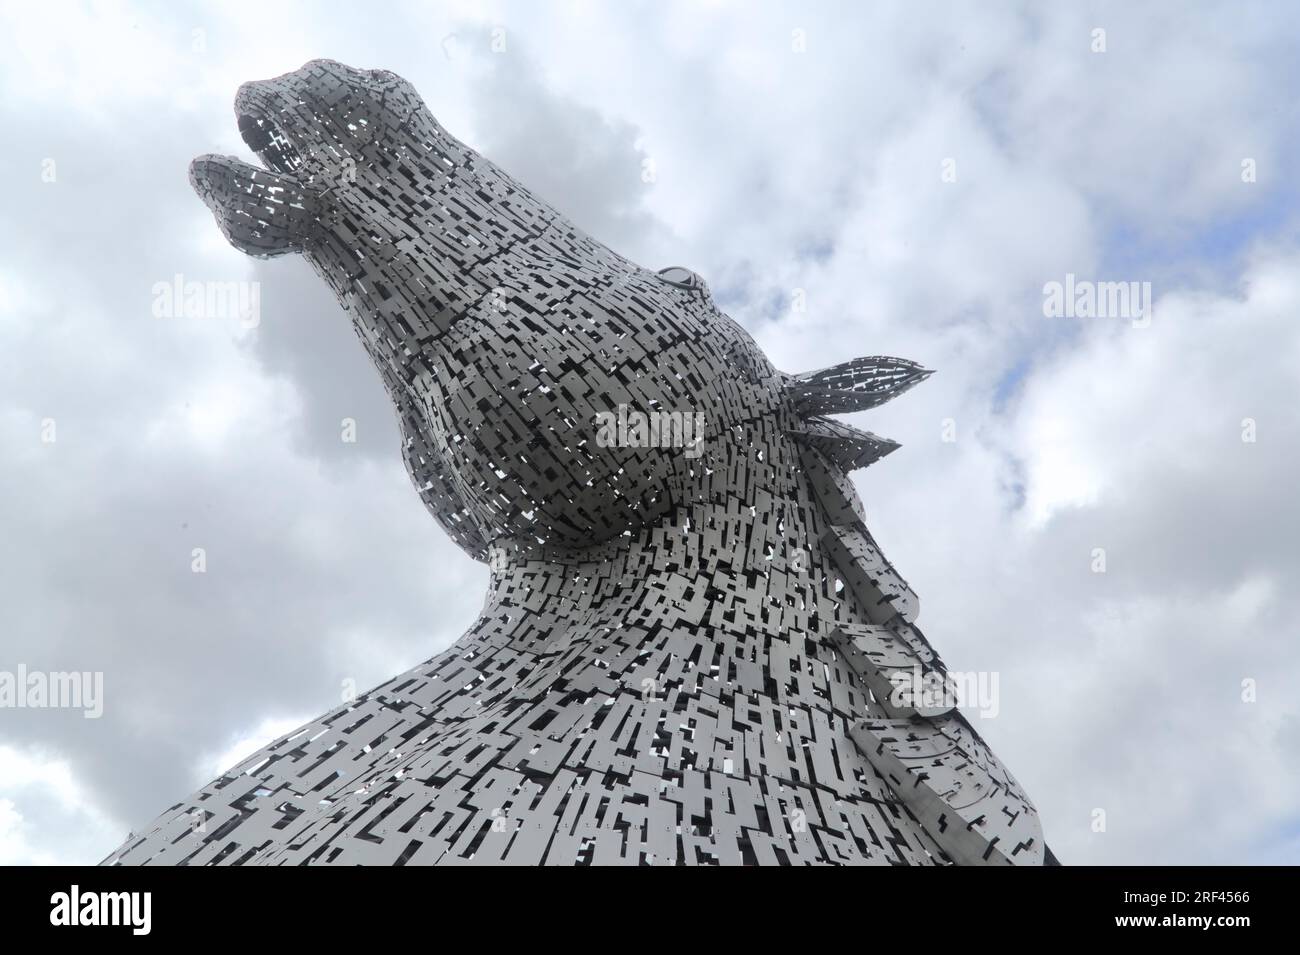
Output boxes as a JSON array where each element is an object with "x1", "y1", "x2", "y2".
[{"x1": 2, "y1": 0, "x2": 1298, "y2": 865}]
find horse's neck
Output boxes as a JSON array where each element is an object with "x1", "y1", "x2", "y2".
[{"x1": 478, "y1": 480, "x2": 868, "y2": 659}]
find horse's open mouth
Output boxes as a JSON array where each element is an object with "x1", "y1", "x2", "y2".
[
  {"x1": 237, "y1": 112, "x2": 307, "y2": 175},
  {"x1": 235, "y1": 84, "x2": 307, "y2": 177}
]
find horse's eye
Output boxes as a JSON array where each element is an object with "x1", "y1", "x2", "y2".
[{"x1": 656, "y1": 266, "x2": 705, "y2": 291}]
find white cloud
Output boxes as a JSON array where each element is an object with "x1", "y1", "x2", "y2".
[{"x1": 0, "y1": 746, "x2": 123, "y2": 865}]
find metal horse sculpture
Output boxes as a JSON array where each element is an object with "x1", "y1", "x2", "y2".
[{"x1": 106, "y1": 60, "x2": 1052, "y2": 866}]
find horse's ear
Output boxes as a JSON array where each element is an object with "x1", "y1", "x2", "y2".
[
  {"x1": 785, "y1": 356, "x2": 932, "y2": 417},
  {"x1": 789, "y1": 417, "x2": 899, "y2": 471},
  {"x1": 784, "y1": 356, "x2": 932, "y2": 472}
]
